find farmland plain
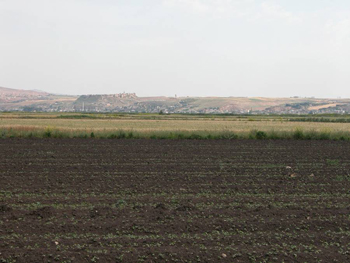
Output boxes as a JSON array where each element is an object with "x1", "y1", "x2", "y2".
[
  {"x1": 2, "y1": 112, "x2": 350, "y2": 139},
  {"x1": 1, "y1": 139, "x2": 350, "y2": 262}
]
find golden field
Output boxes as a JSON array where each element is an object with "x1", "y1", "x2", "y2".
[{"x1": 1, "y1": 112, "x2": 350, "y2": 139}]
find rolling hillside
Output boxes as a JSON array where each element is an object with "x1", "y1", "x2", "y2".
[
  {"x1": 1, "y1": 86, "x2": 350, "y2": 114},
  {"x1": 0, "y1": 87, "x2": 77, "y2": 112}
]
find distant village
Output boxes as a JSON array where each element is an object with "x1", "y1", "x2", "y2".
[{"x1": 1, "y1": 89, "x2": 350, "y2": 114}]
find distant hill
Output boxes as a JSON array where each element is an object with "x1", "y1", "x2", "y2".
[
  {"x1": 0, "y1": 86, "x2": 77, "y2": 112},
  {"x1": 0, "y1": 86, "x2": 49, "y2": 102},
  {"x1": 73, "y1": 94, "x2": 350, "y2": 114},
  {"x1": 1, "y1": 86, "x2": 350, "y2": 114}
]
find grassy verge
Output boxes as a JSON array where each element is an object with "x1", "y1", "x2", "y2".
[{"x1": 1, "y1": 126, "x2": 350, "y2": 140}]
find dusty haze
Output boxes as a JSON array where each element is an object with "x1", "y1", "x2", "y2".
[{"x1": 0, "y1": 0, "x2": 349, "y2": 97}]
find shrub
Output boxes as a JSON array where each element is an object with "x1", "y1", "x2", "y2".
[
  {"x1": 108, "y1": 133, "x2": 117, "y2": 139},
  {"x1": 1, "y1": 130, "x2": 7, "y2": 138},
  {"x1": 80, "y1": 133, "x2": 88, "y2": 139},
  {"x1": 319, "y1": 132, "x2": 330, "y2": 140},
  {"x1": 255, "y1": 131, "x2": 267, "y2": 140},
  {"x1": 108, "y1": 131, "x2": 127, "y2": 139},
  {"x1": 267, "y1": 130, "x2": 280, "y2": 140},
  {"x1": 44, "y1": 126, "x2": 57, "y2": 138},
  {"x1": 293, "y1": 129, "x2": 304, "y2": 140},
  {"x1": 189, "y1": 133, "x2": 203, "y2": 140},
  {"x1": 177, "y1": 133, "x2": 185, "y2": 139},
  {"x1": 117, "y1": 131, "x2": 126, "y2": 139},
  {"x1": 304, "y1": 130, "x2": 317, "y2": 140},
  {"x1": 44, "y1": 130, "x2": 51, "y2": 138}
]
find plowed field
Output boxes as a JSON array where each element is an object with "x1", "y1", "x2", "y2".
[{"x1": 1, "y1": 139, "x2": 350, "y2": 262}]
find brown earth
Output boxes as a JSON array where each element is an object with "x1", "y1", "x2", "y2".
[{"x1": 1, "y1": 139, "x2": 350, "y2": 262}]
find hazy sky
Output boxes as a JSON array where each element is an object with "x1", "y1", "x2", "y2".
[{"x1": 1, "y1": 0, "x2": 350, "y2": 97}]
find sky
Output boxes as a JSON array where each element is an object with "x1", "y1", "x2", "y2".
[{"x1": 0, "y1": 0, "x2": 350, "y2": 98}]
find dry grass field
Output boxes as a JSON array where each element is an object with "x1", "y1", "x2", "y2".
[
  {"x1": 1, "y1": 118, "x2": 350, "y2": 132},
  {"x1": 1, "y1": 112, "x2": 350, "y2": 139}
]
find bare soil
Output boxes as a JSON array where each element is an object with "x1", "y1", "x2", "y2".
[{"x1": 1, "y1": 139, "x2": 350, "y2": 262}]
